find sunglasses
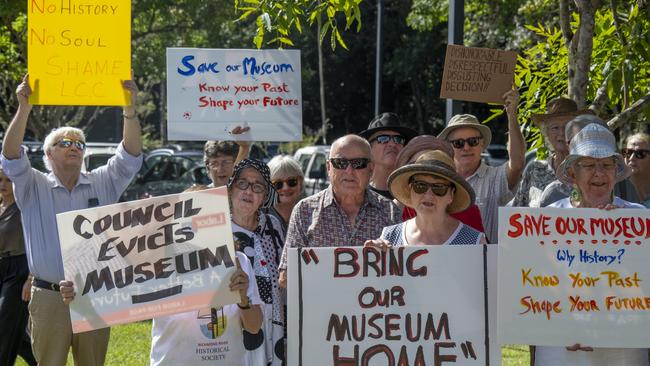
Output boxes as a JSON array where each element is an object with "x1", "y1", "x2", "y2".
[
  {"x1": 234, "y1": 179, "x2": 266, "y2": 193},
  {"x1": 410, "y1": 181, "x2": 454, "y2": 196},
  {"x1": 56, "y1": 138, "x2": 86, "y2": 150},
  {"x1": 272, "y1": 177, "x2": 300, "y2": 190},
  {"x1": 329, "y1": 158, "x2": 370, "y2": 170},
  {"x1": 448, "y1": 136, "x2": 483, "y2": 149},
  {"x1": 622, "y1": 148, "x2": 650, "y2": 160},
  {"x1": 369, "y1": 135, "x2": 406, "y2": 145}
]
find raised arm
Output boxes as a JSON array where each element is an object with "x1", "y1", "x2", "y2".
[
  {"x1": 2, "y1": 75, "x2": 32, "y2": 159},
  {"x1": 232, "y1": 126, "x2": 251, "y2": 164},
  {"x1": 121, "y1": 79, "x2": 142, "y2": 156},
  {"x1": 503, "y1": 88, "x2": 525, "y2": 190}
]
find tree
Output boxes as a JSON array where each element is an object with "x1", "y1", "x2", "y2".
[
  {"x1": 509, "y1": 1, "x2": 650, "y2": 153},
  {"x1": 234, "y1": 0, "x2": 362, "y2": 50},
  {"x1": 243, "y1": 0, "x2": 650, "y2": 145}
]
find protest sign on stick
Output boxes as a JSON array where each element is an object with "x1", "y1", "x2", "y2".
[
  {"x1": 166, "y1": 48, "x2": 302, "y2": 141},
  {"x1": 440, "y1": 45, "x2": 517, "y2": 104},
  {"x1": 57, "y1": 187, "x2": 239, "y2": 333},
  {"x1": 287, "y1": 245, "x2": 500, "y2": 366},
  {"x1": 27, "y1": 0, "x2": 131, "y2": 105},
  {"x1": 498, "y1": 207, "x2": 650, "y2": 347}
]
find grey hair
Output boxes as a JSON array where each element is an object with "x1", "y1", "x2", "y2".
[
  {"x1": 625, "y1": 132, "x2": 650, "y2": 145},
  {"x1": 267, "y1": 155, "x2": 304, "y2": 180},
  {"x1": 42, "y1": 127, "x2": 86, "y2": 171},
  {"x1": 329, "y1": 134, "x2": 372, "y2": 160},
  {"x1": 565, "y1": 114, "x2": 608, "y2": 143}
]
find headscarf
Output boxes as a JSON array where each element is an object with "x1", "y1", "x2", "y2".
[{"x1": 227, "y1": 158, "x2": 277, "y2": 208}]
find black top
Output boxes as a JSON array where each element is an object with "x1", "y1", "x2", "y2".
[
  {"x1": 369, "y1": 185, "x2": 393, "y2": 200},
  {"x1": 0, "y1": 203, "x2": 26, "y2": 256}
]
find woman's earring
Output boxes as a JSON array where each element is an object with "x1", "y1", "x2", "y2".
[{"x1": 570, "y1": 184, "x2": 582, "y2": 203}]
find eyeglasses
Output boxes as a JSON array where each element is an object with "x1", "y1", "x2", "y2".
[
  {"x1": 329, "y1": 158, "x2": 370, "y2": 170},
  {"x1": 410, "y1": 181, "x2": 454, "y2": 196},
  {"x1": 575, "y1": 160, "x2": 617, "y2": 173},
  {"x1": 622, "y1": 149, "x2": 650, "y2": 160},
  {"x1": 56, "y1": 138, "x2": 86, "y2": 150},
  {"x1": 272, "y1": 177, "x2": 300, "y2": 190},
  {"x1": 369, "y1": 135, "x2": 406, "y2": 145},
  {"x1": 234, "y1": 179, "x2": 266, "y2": 193},
  {"x1": 448, "y1": 136, "x2": 483, "y2": 149}
]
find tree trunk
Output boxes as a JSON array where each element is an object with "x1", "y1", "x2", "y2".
[{"x1": 569, "y1": 0, "x2": 596, "y2": 107}]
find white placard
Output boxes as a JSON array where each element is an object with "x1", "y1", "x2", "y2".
[
  {"x1": 166, "y1": 48, "x2": 302, "y2": 141},
  {"x1": 287, "y1": 245, "x2": 500, "y2": 366},
  {"x1": 57, "y1": 187, "x2": 239, "y2": 333},
  {"x1": 498, "y1": 207, "x2": 650, "y2": 347}
]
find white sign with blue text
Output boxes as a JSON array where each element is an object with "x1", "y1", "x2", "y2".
[{"x1": 166, "y1": 48, "x2": 302, "y2": 141}]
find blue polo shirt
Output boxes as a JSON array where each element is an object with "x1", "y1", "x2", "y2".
[{"x1": 0, "y1": 142, "x2": 142, "y2": 283}]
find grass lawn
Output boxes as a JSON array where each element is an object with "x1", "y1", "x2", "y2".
[
  {"x1": 15, "y1": 321, "x2": 152, "y2": 366},
  {"x1": 15, "y1": 322, "x2": 529, "y2": 365}
]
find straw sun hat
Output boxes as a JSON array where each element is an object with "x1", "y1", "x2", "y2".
[
  {"x1": 557, "y1": 123, "x2": 630, "y2": 184},
  {"x1": 530, "y1": 97, "x2": 594, "y2": 126},
  {"x1": 388, "y1": 150, "x2": 475, "y2": 213}
]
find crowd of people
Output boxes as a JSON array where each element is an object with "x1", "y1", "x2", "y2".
[{"x1": 1, "y1": 74, "x2": 649, "y2": 366}]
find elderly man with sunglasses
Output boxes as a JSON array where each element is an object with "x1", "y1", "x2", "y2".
[
  {"x1": 0, "y1": 75, "x2": 143, "y2": 366},
  {"x1": 277, "y1": 135, "x2": 401, "y2": 287},
  {"x1": 437, "y1": 90, "x2": 525, "y2": 243},
  {"x1": 358, "y1": 113, "x2": 418, "y2": 199}
]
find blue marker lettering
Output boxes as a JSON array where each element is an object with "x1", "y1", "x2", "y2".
[{"x1": 177, "y1": 55, "x2": 196, "y2": 76}]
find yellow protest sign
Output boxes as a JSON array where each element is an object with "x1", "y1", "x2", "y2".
[{"x1": 27, "y1": 0, "x2": 131, "y2": 106}]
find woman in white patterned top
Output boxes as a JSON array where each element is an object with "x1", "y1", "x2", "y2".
[{"x1": 365, "y1": 150, "x2": 485, "y2": 248}]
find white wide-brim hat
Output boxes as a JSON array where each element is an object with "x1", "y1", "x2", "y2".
[{"x1": 557, "y1": 123, "x2": 630, "y2": 184}]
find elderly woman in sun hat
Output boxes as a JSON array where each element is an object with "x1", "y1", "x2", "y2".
[
  {"x1": 396, "y1": 135, "x2": 485, "y2": 233},
  {"x1": 537, "y1": 114, "x2": 610, "y2": 207},
  {"x1": 534, "y1": 123, "x2": 647, "y2": 366},
  {"x1": 513, "y1": 97, "x2": 594, "y2": 207},
  {"x1": 366, "y1": 150, "x2": 486, "y2": 247}
]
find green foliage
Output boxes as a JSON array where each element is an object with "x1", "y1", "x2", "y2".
[
  {"x1": 234, "y1": 0, "x2": 362, "y2": 50},
  {"x1": 15, "y1": 321, "x2": 152, "y2": 366},
  {"x1": 0, "y1": 0, "x2": 254, "y2": 141},
  {"x1": 405, "y1": 0, "x2": 559, "y2": 49},
  {"x1": 278, "y1": 130, "x2": 321, "y2": 154},
  {"x1": 507, "y1": 2, "x2": 650, "y2": 157}
]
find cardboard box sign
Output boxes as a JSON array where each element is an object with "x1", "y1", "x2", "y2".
[{"x1": 440, "y1": 45, "x2": 517, "y2": 104}]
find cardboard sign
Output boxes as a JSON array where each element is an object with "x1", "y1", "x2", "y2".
[
  {"x1": 27, "y1": 0, "x2": 131, "y2": 106},
  {"x1": 440, "y1": 45, "x2": 517, "y2": 104},
  {"x1": 57, "y1": 188, "x2": 239, "y2": 333},
  {"x1": 287, "y1": 245, "x2": 501, "y2": 366},
  {"x1": 498, "y1": 207, "x2": 650, "y2": 347},
  {"x1": 166, "y1": 48, "x2": 302, "y2": 141}
]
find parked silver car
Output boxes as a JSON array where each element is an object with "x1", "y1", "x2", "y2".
[{"x1": 294, "y1": 145, "x2": 330, "y2": 195}]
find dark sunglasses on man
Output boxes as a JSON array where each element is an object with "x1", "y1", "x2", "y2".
[
  {"x1": 409, "y1": 180, "x2": 454, "y2": 196},
  {"x1": 56, "y1": 138, "x2": 86, "y2": 150},
  {"x1": 272, "y1": 177, "x2": 300, "y2": 190},
  {"x1": 369, "y1": 135, "x2": 406, "y2": 145},
  {"x1": 329, "y1": 158, "x2": 370, "y2": 170},
  {"x1": 621, "y1": 148, "x2": 650, "y2": 159},
  {"x1": 448, "y1": 136, "x2": 483, "y2": 149}
]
